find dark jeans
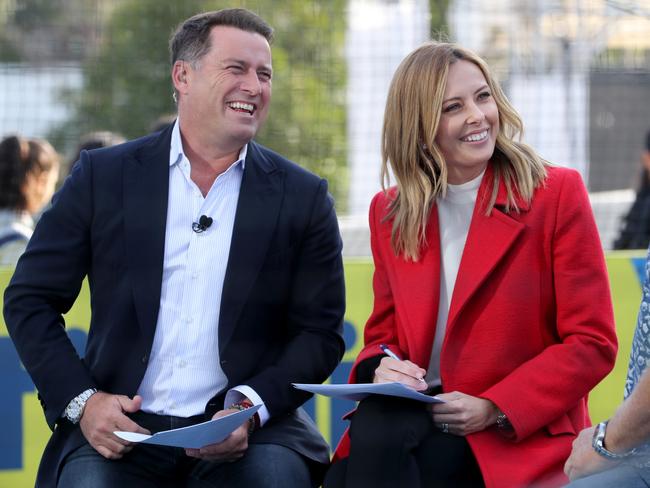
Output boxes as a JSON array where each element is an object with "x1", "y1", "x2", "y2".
[
  {"x1": 324, "y1": 395, "x2": 484, "y2": 488},
  {"x1": 57, "y1": 411, "x2": 313, "y2": 488},
  {"x1": 565, "y1": 464, "x2": 650, "y2": 488}
]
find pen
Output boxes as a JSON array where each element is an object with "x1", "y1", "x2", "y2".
[{"x1": 379, "y1": 344, "x2": 427, "y2": 384}]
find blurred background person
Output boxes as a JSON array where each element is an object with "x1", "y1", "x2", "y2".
[
  {"x1": 67, "y1": 131, "x2": 126, "y2": 175},
  {"x1": 614, "y1": 130, "x2": 650, "y2": 250},
  {"x1": 149, "y1": 114, "x2": 177, "y2": 134},
  {"x1": 0, "y1": 135, "x2": 60, "y2": 266}
]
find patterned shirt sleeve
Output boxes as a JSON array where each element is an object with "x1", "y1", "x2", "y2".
[{"x1": 625, "y1": 246, "x2": 650, "y2": 399}]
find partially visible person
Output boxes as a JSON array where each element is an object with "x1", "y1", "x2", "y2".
[
  {"x1": 67, "y1": 131, "x2": 126, "y2": 174},
  {"x1": 324, "y1": 41, "x2": 617, "y2": 488},
  {"x1": 149, "y1": 113, "x2": 177, "y2": 134},
  {"x1": 614, "y1": 130, "x2": 650, "y2": 250},
  {"x1": 565, "y1": 246, "x2": 650, "y2": 486},
  {"x1": 0, "y1": 135, "x2": 60, "y2": 266}
]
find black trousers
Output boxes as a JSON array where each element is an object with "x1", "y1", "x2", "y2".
[{"x1": 324, "y1": 395, "x2": 485, "y2": 488}]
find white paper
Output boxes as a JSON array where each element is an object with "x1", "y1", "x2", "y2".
[
  {"x1": 114, "y1": 404, "x2": 261, "y2": 449},
  {"x1": 293, "y1": 382, "x2": 444, "y2": 403}
]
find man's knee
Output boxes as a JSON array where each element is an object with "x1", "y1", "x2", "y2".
[
  {"x1": 205, "y1": 443, "x2": 314, "y2": 488},
  {"x1": 57, "y1": 444, "x2": 116, "y2": 488},
  {"x1": 566, "y1": 465, "x2": 649, "y2": 488}
]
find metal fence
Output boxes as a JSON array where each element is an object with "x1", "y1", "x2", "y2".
[{"x1": 1, "y1": 0, "x2": 649, "y2": 248}]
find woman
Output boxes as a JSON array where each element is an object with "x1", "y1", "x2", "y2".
[
  {"x1": 0, "y1": 135, "x2": 60, "y2": 266},
  {"x1": 613, "y1": 130, "x2": 650, "y2": 250},
  {"x1": 325, "y1": 42, "x2": 617, "y2": 488}
]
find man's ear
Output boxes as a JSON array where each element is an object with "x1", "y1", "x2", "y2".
[{"x1": 172, "y1": 60, "x2": 189, "y2": 93}]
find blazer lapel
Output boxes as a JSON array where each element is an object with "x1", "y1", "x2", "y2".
[
  {"x1": 390, "y1": 207, "x2": 441, "y2": 367},
  {"x1": 446, "y1": 166, "x2": 526, "y2": 331},
  {"x1": 218, "y1": 142, "x2": 284, "y2": 353},
  {"x1": 123, "y1": 127, "x2": 172, "y2": 346}
]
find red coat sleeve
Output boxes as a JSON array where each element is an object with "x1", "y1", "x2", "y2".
[{"x1": 480, "y1": 169, "x2": 618, "y2": 441}]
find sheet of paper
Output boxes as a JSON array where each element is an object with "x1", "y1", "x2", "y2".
[
  {"x1": 293, "y1": 382, "x2": 444, "y2": 403},
  {"x1": 114, "y1": 404, "x2": 261, "y2": 449}
]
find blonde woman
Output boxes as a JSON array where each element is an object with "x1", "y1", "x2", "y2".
[{"x1": 324, "y1": 42, "x2": 617, "y2": 488}]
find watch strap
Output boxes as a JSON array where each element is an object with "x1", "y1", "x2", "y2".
[
  {"x1": 495, "y1": 410, "x2": 515, "y2": 438},
  {"x1": 592, "y1": 420, "x2": 637, "y2": 460},
  {"x1": 64, "y1": 388, "x2": 97, "y2": 424}
]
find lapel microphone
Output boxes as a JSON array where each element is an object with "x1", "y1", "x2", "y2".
[{"x1": 192, "y1": 215, "x2": 213, "y2": 233}]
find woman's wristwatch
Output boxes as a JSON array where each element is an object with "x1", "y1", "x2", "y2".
[
  {"x1": 495, "y1": 410, "x2": 515, "y2": 438},
  {"x1": 592, "y1": 421, "x2": 637, "y2": 460}
]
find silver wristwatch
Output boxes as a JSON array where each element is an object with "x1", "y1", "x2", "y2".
[
  {"x1": 64, "y1": 388, "x2": 97, "y2": 424},
  {"x1": 592, "y1": 421, "x2": 637, "y2": 460}
]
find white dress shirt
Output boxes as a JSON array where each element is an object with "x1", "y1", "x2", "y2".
[
  {"x1": 425, "y1": 171, "x2": 484, "y2": 387},
  {"x1": 137, "y1": 120, "x2": 268, "y2": 422}
]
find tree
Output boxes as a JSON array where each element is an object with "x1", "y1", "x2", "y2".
[
  {"x1": 429, "y1": 0, "x2": 450, "y2": 38},
  {"x1": 53, "y1": 0, "x2": 348, "y2": 209}
]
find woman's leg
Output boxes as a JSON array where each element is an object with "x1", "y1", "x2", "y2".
[
  {"x1": 325, "y1": 394, "x2": 485, "y2": 488},
  {"x1": 414, "y1": 428, "x2": 484, "y2": 487},
  {"x1": 341, "y1": 395, "x2": 434, "y2": 488}
]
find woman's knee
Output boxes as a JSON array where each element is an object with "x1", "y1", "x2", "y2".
[{"x1": 349, "y1": 396, "x2": 431, "y2": 448}]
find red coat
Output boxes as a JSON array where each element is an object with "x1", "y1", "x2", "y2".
[{"x1": 336, "y1": 165, "x2": 617, "y2": 487}]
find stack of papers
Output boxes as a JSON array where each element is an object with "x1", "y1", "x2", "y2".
[
  {"x1": 114, "y1": 404, "x2": 261, "y2": 449},
  {"x1": 293, "y1": 382, "x2": 444, "y2": 403}
]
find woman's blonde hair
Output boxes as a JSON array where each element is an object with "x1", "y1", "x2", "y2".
[{"x1": 381, "y1": 42, "x2": 547, "y2": 261}]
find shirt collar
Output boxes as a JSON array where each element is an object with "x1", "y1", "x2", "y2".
[{"x1": 169, "y1": 118, "x2": 248, "y2": 169}]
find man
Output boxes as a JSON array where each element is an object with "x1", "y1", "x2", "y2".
[
  {"x1": 4, "y1": 8, "x2": 345, "y2": 488},
  {"x1": 564, "y1": 248, "x2": 650, "y2": 486}
]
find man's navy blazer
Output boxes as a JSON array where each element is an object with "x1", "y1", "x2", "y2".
[{"x1": 4, "y1": 125, "x2": 346, "y2": 487}]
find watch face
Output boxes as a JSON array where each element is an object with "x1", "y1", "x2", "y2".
[{"x1": 66, "y1": 404, "x2": 81, "y2": 422}]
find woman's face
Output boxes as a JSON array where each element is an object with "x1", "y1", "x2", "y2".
[
  {"x1": 435, "y1": 59, "x2": 499, "y2": 185},
  {"x1": 22, "y1": 162, "x2": 59, "y2": 214}
]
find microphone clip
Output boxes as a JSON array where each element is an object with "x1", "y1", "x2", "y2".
[{"x1": 192, "y1": 215, "x2": 213, "y2": 233}]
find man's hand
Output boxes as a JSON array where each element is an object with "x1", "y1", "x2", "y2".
[
  {"x1": 79, "y1": 392, "x2": 150, "y2": 460},
  {"x1": 185, "y1": 409, "x2": 250, "y2": 461},
  {"x1": 430, "y1": 391, "x2": 499, "y2": 436},
  {"x1": 564, "y1": 426, "x2": 618, "y2": 481},
  {"x1": 373, "y1": 357, "x2": 428, "y2": 391}
]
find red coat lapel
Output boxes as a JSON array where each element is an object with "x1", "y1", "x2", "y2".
[
  {"x1": 446, "y1": 166, "x2": 528, "y2": 335},
  {"x1": 387, "y1": 207, "x2": 441, "y2": 367}
]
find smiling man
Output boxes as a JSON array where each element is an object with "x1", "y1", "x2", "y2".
[{"x1": 3, "y1": 8, "x2": 345, "y2": 488}]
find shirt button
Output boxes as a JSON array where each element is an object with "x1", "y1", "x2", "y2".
[
  {"x1": 141, "y1": 355, "x2": 148, "y2": 364},
  {"x1": 184, "y1": 317, "x2": 193, "y2": 324},
  {"x1": 178, "y1": 360, "x2": 187, "y2": 368},
  {"x1": 191, "y1": 272, "x2": 198, "y2": 279}
]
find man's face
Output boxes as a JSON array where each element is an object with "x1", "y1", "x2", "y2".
[{"x1": 177, "y1": 25, "x2": 273, "y2": 149}]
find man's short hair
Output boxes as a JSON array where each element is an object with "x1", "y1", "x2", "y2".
[{"x1": 169, "y1": 8, "x2": 274, "y2": 68}]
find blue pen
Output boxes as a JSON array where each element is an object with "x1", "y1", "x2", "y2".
[
  {"x1": 379, "y1": 344, "x2": 427, "y2": 384},
  {"x1": 379, "y1": 344, "x2": 401, "y2": 361}
]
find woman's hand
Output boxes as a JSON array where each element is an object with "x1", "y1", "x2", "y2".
[
  {"x1": 430, "y1": 391, "x2": 499, "y2": 436},
  {"x1": 373, "y1": 356, "x2": 428, "y2": 391}
]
